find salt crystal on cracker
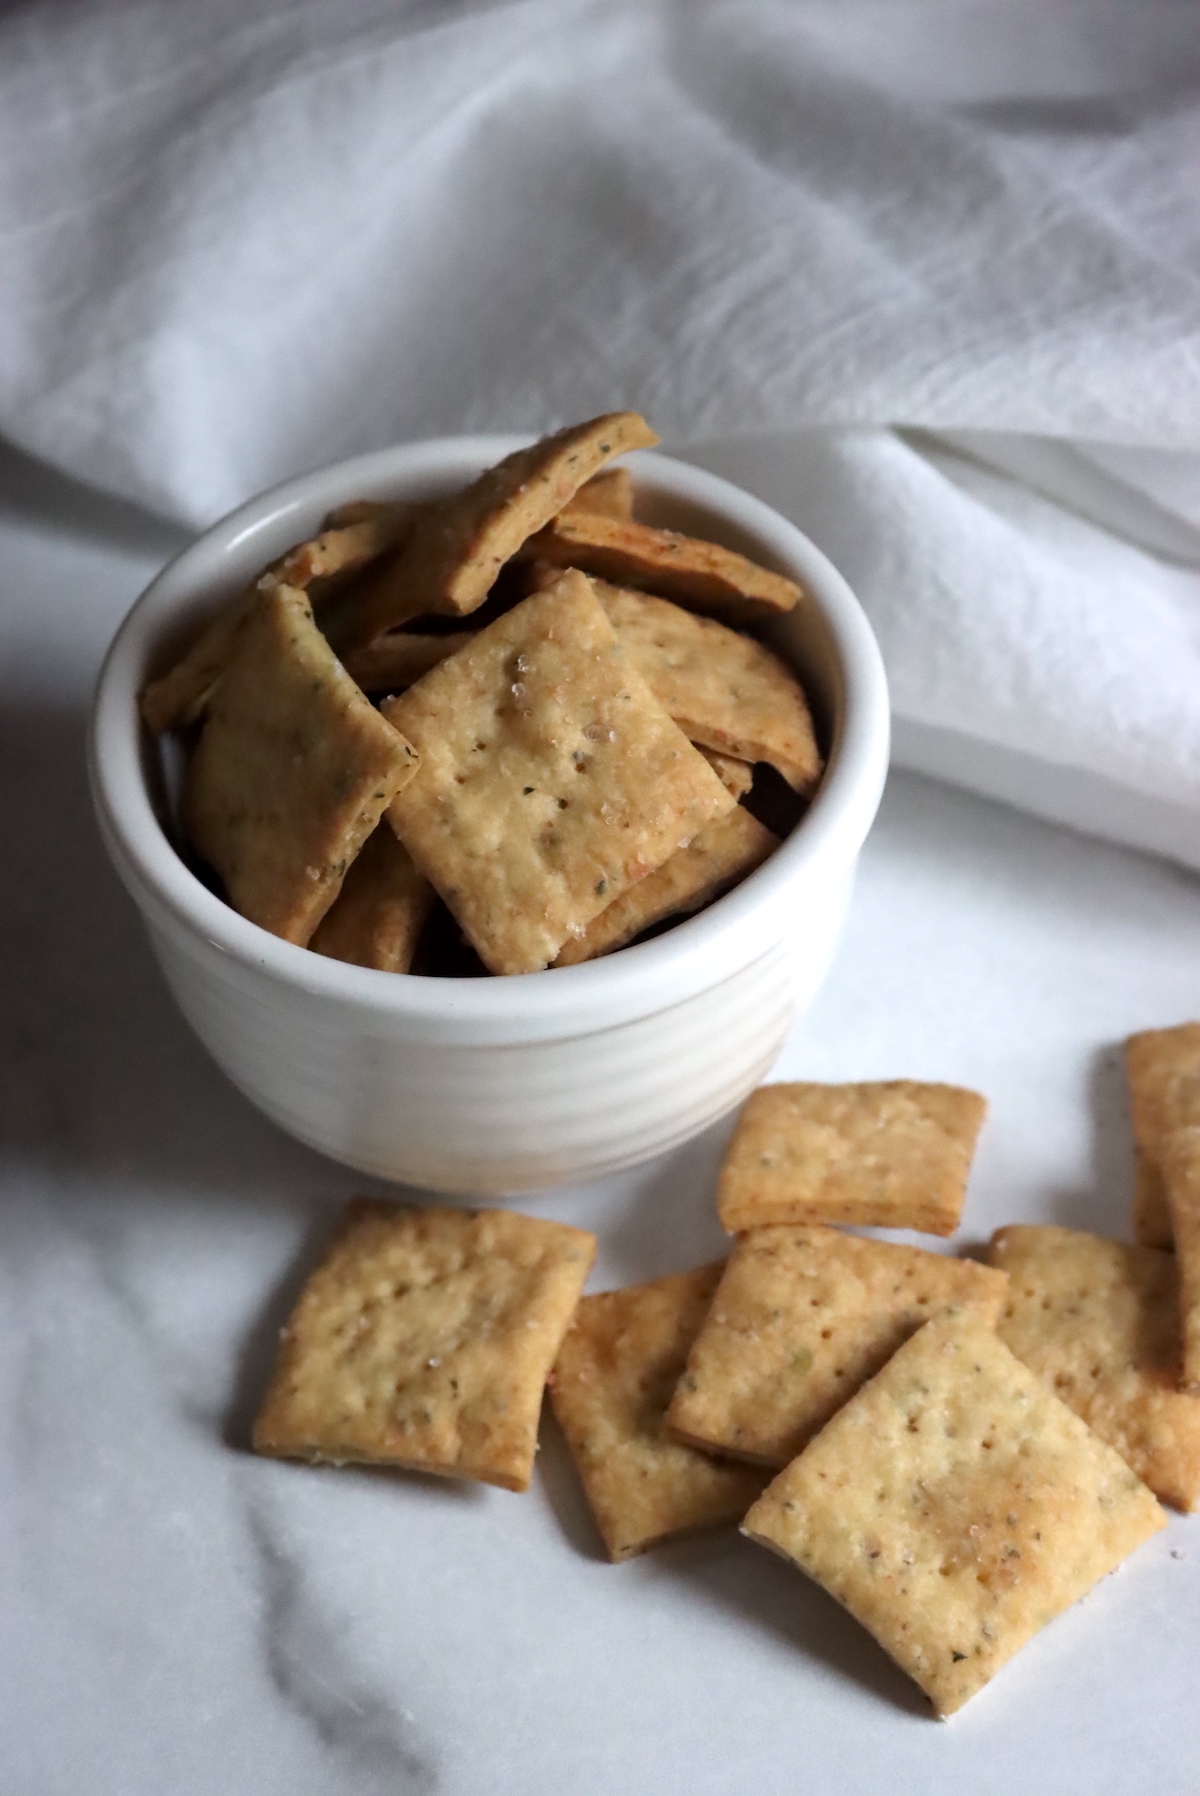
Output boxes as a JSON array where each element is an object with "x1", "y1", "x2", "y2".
[
  {"x1": 184, "y1": 583, "x2": 419, "y2": 946},
  {"x1": 742, "y1": 1310, "x2": 1165, "y2": 1716},
  {"x1": 253, "y1": 1200, "x2": 595, "y2": 1492},
  {"x1": 548, "y1": 1265, "x2": 768, "y2": 1561},
  {"x1": 595, "y1": 582, "x2": 821, "y2": 793},
  {"x1": 666, "y1": 1226, "x2": 1008, "y2": 1467},
  {"x1": 717, "y1": 1081, "x2": 987, "y2": 1237},
  {"x1": 990, "y1": 1223, "x2": 1200, "y2": 1510},
  {"x1": 381, "y1": 571, "x2": 734, "y2": 975}
]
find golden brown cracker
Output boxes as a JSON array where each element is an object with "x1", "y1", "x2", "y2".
[
  {"x1": 139, "y1": 507, "x2": 418, "y2": 734},
  {"x1": 552, "y1": 806, "x2": 776, "y2": 966},
  {"x1": 253, "y1": 1199, "x2": 596, "y2": 1492},
  {"x1": 520, "y1": 507, "x2": 803, "y2": 624},
  {"x1": 341, "y1": 631, "x2": 476, "y2": 694},
  {"x1": 989, "y1": 1223, "x2": 1200, "y2": 1510},
  {"x1": 1126, "y1": 1025, "x2": 1200, "y2": 1248},
  {"x1": 573, "y1": 466, "x2": 635, "y2": 520},
  {"x1": 1155, "y1": 1130, "x2": 1200, "y2": 1392},
  {"x1": 696, "y1": 747, "x2": 754, "y2": 799},
  {"x1": 382, "y1": 571, "x2": 734, "y2": 975},
  {"x1": 184, "y1": 583, "x2": 419, "y2": 945},
  {"x1": 344, "y1": 413, "x2": 658, "y2": 641},
  {"x1": 595, "y1": 583, "x2": 821, "y2": 793},
  {"x1": 548, "y1": 1265, "x2": 769, "y2": 1561},
  {"x1": 717, "y1": 1081, "x2": 988, "y2": 1237},
  {"x1": 742, "y1": 1310, "x2": 1165, "y2": 1717},
  {"x1": 666, "y1": 1227, "x2": 1008, "y2": 1467},
  {"x1": 308, "y1": 823, "x2": 434, "y2": 973}
]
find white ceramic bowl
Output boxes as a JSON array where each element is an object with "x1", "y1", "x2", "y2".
[{"x1": 89, "y1": 440, "x2": 889, "y2": 1194}]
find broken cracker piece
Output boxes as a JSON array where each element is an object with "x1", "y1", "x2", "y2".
[
  {"x1": 342, "y1": 412, "x2": 658, "y2": 642},
  {"x1": 666, "y1": 1226, "x2": 1008, "y2": 1467},
  {"x1": 520, "y1": 507, "x2": 802, "y2": 624},
  {"x1": 553, "y1": 806, "x2": 776, "y2": 966},
  {"x1": 184, "y1": 583, "x2": 419, "y2": 945},
  {"x1": 253, "y1": 1199, "x2": 596, "y2": 1492},
  {"x1": 717, "y1": 1081, "x2": 987, "y2": 1237},
  {"x1": 742, "y1": 1309, "x2": 1165, "y2": 1717},
  {"x1": 1159, "y1": 1130, "x2": 1200, "y2": 1392},
  {"x1": 139, "y1": 504, "x2": 419, "y2": 734},
  {"x1": 381, "y1": 571, "x2": 734, "y2": 975},
  {"x1": 595, "y1": 582, "x2": 821, "y2": 794},
  {"x1": 989, "y1": 1223, "x2": 1200, "y2": 1510},
  {"x1": 308, "y1": 822, "x2": 434, "y2": 973},
  {"x1": 1126, "y1": 1024, "x2": 1200, "y2": 1248},
  {"x1": 548, "y1": 1264, "x2": 768, "y2": 1561}
]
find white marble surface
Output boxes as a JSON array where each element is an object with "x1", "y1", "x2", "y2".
[{"x1": 2, "y1": 446, "x2": 1198, "y2": 1794}]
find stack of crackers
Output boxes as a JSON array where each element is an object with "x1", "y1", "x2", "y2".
[
  {"x1": 253, "y1": 1053, "x2": 1198, "y2": 1718},
  {"x1": 140, "y1": 412, "x2": 822, "y2": 975}
]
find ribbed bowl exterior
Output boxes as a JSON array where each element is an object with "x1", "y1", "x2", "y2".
[{"x1": 144, "y1": 864, "x2": 853, "y2": 1193}]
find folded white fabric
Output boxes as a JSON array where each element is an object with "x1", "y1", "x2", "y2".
[{"x1": 3, "y1": 0, "x2": 1199, "y2": 860}]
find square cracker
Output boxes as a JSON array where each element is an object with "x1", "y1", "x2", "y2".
[
  {"x1": 741, "y1": 1310, "x2": 1165, "y2": 1717},
  {"x1": 381, "y1": 571, "x2": 735, "y2": 974},
  {"x1": 1126, "y1": 1024, "x2": 1200, "y2": 1248},
  {"x1": 308, "y1": 822, "x2": 434, "y2": 973},
  {"x1": 520, "y1": 506, "x2": 802, "y2": 624},
  {"x1": 594, "y1": 583, "x2": 821, "y2": 794},
  {"x1": 665, "y1": 1226, "x2": 1009, "y2": 1467},
  {"x1": 139, "y1": 505, "x2": 419, "y2": 734},
  {"x1": 253, "y1": 1200, "x2": 595, "y2": 1492},
  {"x1": 548, "y1": 1265, "x2": 769, "y2": 1561},
  {"x1": 552, "y1": 806, "x2": 776, "y2": 966},
  {"x1": 1159, "y1": 1129, "x2": 1200, "y2": 1391},
  {"x1": 343, "y1": 412, "x2": 658, "y2": 642},
  {"x1": 184, "y1": 583, "x2": 419, "y2": 945},
  {"x1": 989, "y1": 1224, "x2": 1200, "y2": 1510},
  {"x1": 717, "y1": 1081, "x2": 987, "y2": 1237}
]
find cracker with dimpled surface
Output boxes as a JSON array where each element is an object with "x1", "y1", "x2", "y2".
[
  {"x1": 1126, "y1": 1024, "x2": 1200, "y2": 1248},
  {"x1": 989, "y1": 1223, "x2": 1200, "y2": 1510},
  {"x1": 553, "y1": 806, "x2": 776, "y2": 966},
  {"x1": 308, "y1": 823, "x2": 434, "y2": 973},
  {"x1": 666, "y1": 1226, "x2": 1008, "y2": 1467},
  {"x1": 253, "y1": 1200, "x2": 595, "y2": 1492},
  {"x1": 594, "y1": 583, "x2": 821, "y2": 794},
  {"x1": 717, "y1": 1081, "x2": 987, "y2": 1237},
  {"x1": 381, "y1": 571, "x2": 734, "y2": 975},
  {"x1": 184, "y1": 583, "x2": 419, "y2": 946},
  {"x1": 741, "y1": 1309, "x2": 1165, "y2": 1717},
  {"x1": 548, "y1": 1265, "x2": 768, "y2": 1562}
]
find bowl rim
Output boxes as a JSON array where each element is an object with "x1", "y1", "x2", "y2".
[{"x1": 88, "y1": 438, "x2": 889, "y2": 1033}]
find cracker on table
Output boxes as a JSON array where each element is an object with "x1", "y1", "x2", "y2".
[
  {"x1": 717, "y1": 1081, "x2": 988, "y2": 1237},
  {"x1": 1154, "y1": 1130, "x2": 1200, "y2": 1393},
  {"x1": 548, "y1": 1264, "x2": 769, "y2": 1561},
  {"x1": 989, "y1": 1223, "x2": 1200, "y2": 1510},
  {"x1": 594, "y1": 583, "x2": 821, "y2": 794},
  {"x1": 697, "y1": 747, "x2": 754, "y2": 799},
  {"x1": 1126, "y1": 1024, "x2": 1200, "y2": 1248},
  {"x1": 573, "y1": 466, "x2": 635, "y2": 520},
  {"x1": 341, "y1": 412, "x2": 658, "y2": 644},
  {"x1": 665, "y1": 1226, "x2": 1009, "y2": 1467},
  {"x1": 519, "y1": 507, "x2": 803, "y2": 625},
  {"x1": 308, "y1": 822, "x2": 434, "y2": 973},
  {"x1": 184, "y1": 583, "x2": 419, "y2": 945},
  {"x1": 741, "y1": 1310, "x2": 1165, "y2": 1717},
  {"x1": 253, "y1": 1199, "x2": 595, "y2": 1492},
  {"x1": 552, "y1": 806, "x2": 776, "y2": 966},
  {"x1": 139, "y1": 505, "x2": 419, "y2": 734},
  {"x1": 381, "y1": 571, "x2": 735, "y2": 975},
  {"x1": 341, "y1": 631, "x2": 476, "y2": 694}
]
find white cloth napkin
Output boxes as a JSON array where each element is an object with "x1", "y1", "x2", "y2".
[{"x1": 4, "y1": 0, "x2": 1200, "y2": 862}]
